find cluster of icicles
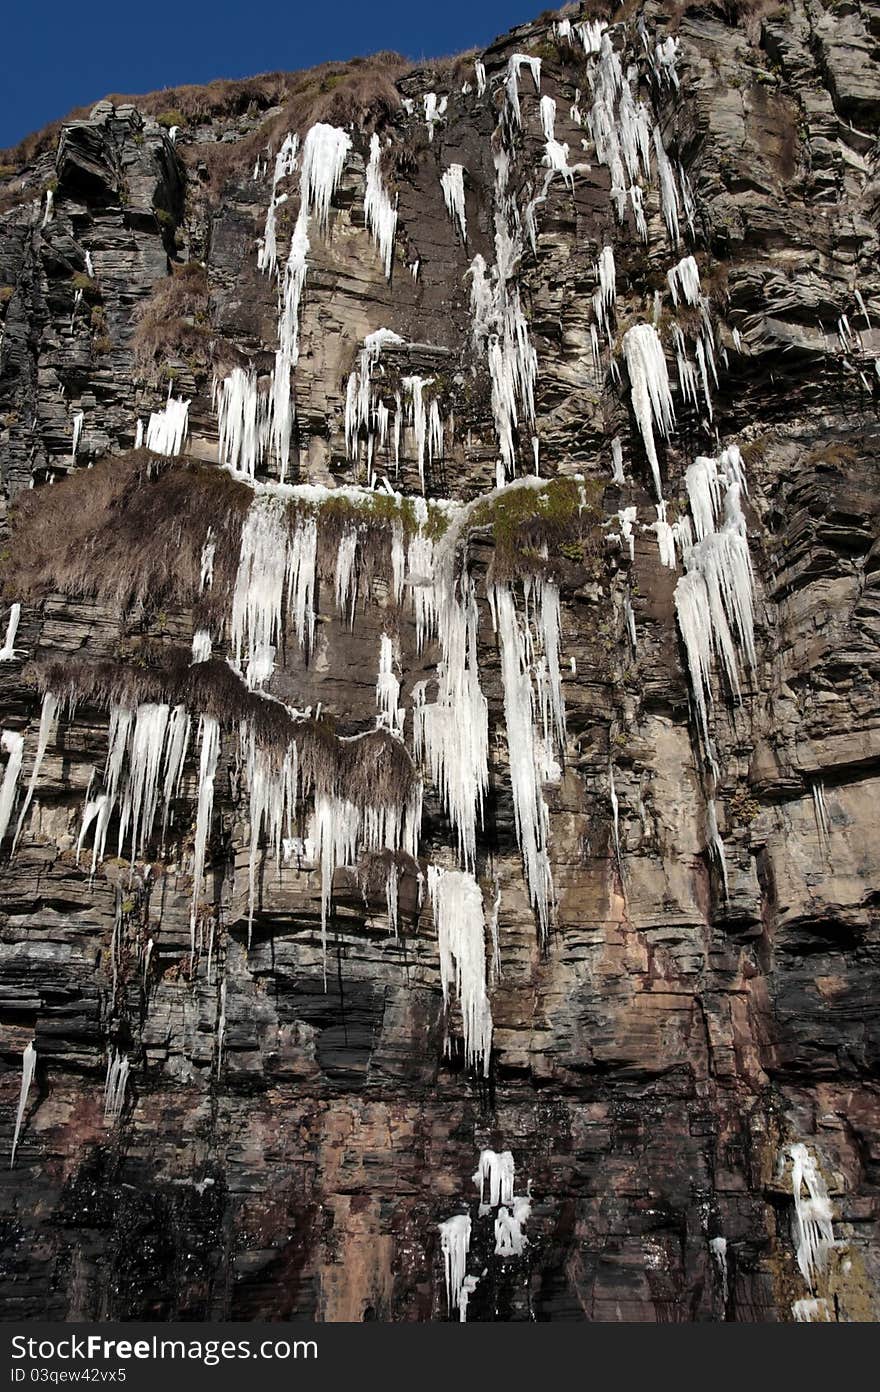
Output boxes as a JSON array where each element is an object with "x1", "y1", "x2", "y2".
[
  {"x1": 439, "y1": 1148, "x2": 531, "y2": 1320},
  {"x1": 0, "y1": 14, "x2": 768, "y2": 1131}
]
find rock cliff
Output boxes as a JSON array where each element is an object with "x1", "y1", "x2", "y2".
[{"x1": 0, "y1": 0, "x2": 878, "y2": 1322}]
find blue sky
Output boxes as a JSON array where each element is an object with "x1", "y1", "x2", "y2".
[{"x1": 2, "y1": 0, "x2": 542, "y2": 149}]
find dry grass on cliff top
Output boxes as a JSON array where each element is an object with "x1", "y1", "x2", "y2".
[
  {"x1": 3, "y1": 452, "x2": 251, "y2": 624},
  {"x1": 1, "y1": 53, "x2": 409, "y2": 180},
  {"x1": 30, "y1": 647, "x2": 419, "y2": 809}
]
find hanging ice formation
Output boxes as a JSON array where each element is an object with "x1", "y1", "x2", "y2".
[
  {"x1": 440, "y1": 164, "x2": 467, "y2": 242},
  {"x1": 10, "y1": 1040, "x2": 36, "y2": 1168},
  {"x1": 474, "y1": 1148, "x2": 515, "y2": 1208},
  {"x1": 467, "y1": 234, "x2": 538, "y2": 477},
  {"x1": 190, "y1": 716, "x2": 220, "y2": 941},
  {"x1": 0, "y1": 602, "x2": 21, "y2": 661},
  {"x1": 787, "y1": 1143, "x2": 836, "y2": 1291},
  {"x1": 493, "y1": 585, "x2": 553, "y2": 938},
  {"x1": 667, "y1": 254, "x2": 701, "y2": 307},
  {"x1": 593, "y1": 246, "x2": 616, "y2": 331},
  {"x1": 376, "y1": 634, "x2": 403, "y2": 737},
  {"x1": 494, "y1": 1197, "x2": 531, "y2": 1257},
  {"x1": 673, "y1": 445, "x2": 755, "y2": 752},
  {"x1": 71, "y1": 410, "x2": 84, "y2": 457},
  {"x1": 104, "y1": 1048, "x2": 130, "y2": 1124},
  {"x1": 214, "y1": 368, "x2": 272, "y2": 478},
  {"x1": 0, "y1": 731, "x2": 24, "y2": 845},
  {"x1": 251, "y1": 122, "x2": 352, "y2": 482},
  {"x1": 504, "y1": 54, "x2": 542, "y2": 130},
  {"x1": 231, "y1": 491, "x2": 317, "y2": 686},
  {"x1": 423, "y1": 93, "x2": 448, "y2": 142},
  {"x1": 244, "y1": 730, "x2": 297, "y2": 946},
  {"x1": 344, "y1": 329, "x2": 405, "y2": 471},
  {"x1": 622, "y1": 324, "x2": 675, "y2": 499},
  {"x1": 74, "y1": 702, "x2": 191, "y2": 872},
  {"x1": 13, "y1": 692, "x2": 59, "y2": 850},
  {"x1": 439, "y1": 1214, "x2": 472, "y2": 1318},
  {"x1": 364, "y1": 133, "x2": 398, "y2": 277},
  {"x1": 427, "y1": 865, "x2": 493, "y2": 1075},
  {"x1": 412, "y1": 529, "x2": 488, "y2": 868},
  {"x1": 145, "y1": 394, "x2": 190, "y2": 457}
]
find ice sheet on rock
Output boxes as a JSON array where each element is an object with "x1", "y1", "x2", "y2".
[
  {"x1": 495, "y1": 1196, "x2": 530, "y2": 1257},
  {"x1": 428, "y1": 865, "x2": 493, "y2": 1075}
]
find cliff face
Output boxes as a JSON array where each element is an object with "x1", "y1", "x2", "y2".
[{"x1": 0, "y1": 0, "x2": 878, "y2": 1323}]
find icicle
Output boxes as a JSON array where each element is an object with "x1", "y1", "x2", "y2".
[
  {"x1": 609, "y1": 765, "x2": 621, "y2": 865},
  {"x1": 312, "y1": 792, "x2": 361, "y2": 971},
  {"x1": 440, "y1": 164, "x2": 467, "y2": 242},
  {"x1": 593, "y1": 245, "x2": 616, "y2": 330},
  {"x1": 41, "y1": 189, "x2": 53, "y2": 227},
  {"x1": 10, "y1": 1041, "x2": 36, "y2": 1168},
  {"x1": 787, "y1": 1143, "x2": 835, "y2": 1290},
  {"x1": 474, "y1": 60, "x2": 486, "y2": 98},
  {"x1": 245, "y1": 730, "x2": 297, "y2": 946},
  {"x1": 191, "y1": 629, "x2": 212, "y2": 664},
  {"x1": 299, "y1": 123, "x2": 352, "y2": 232},
  {"x1": 13, "y1": 693, "x2": 59, "y2": 849},
  {"x1": 85, "y1": 251, "x2": 94, "y2": 278},
  {"x1": 439, "y1": 1214, "x2": 472, "y2": 1318},
  {"x1": 117, "y1": 703, "x2": 171, "y2": 861},
  {"x1": 505, "y1": 54, "x2": 542, "y2": 129},
  {"x1": 653, "y1": 127, "x2": 680, "y2": 246},
  {"x1": 539, "y1": 95, "x2": 556, "y2": 141},
  {"x1": 493, "y1": 585, "x2": 552, "y2": 939},
  {"x1": 423, "y1": 93, "x2": 448, "y2": 142},
  {"x1": 667, "y1": 254, "x2": 701, "y2": 307},
  {"x1": 215, "y1": 367, "x2": 270, "y2": 478},
  {"x1": 103, "y1": 1049, "x2": 130, "y2": 1124},
  {"x1": 145, "y1": 396, "x2": 190, "y2": 456},
  {"x1": 622, "y1": 324, "x2": 675, "y2": 499},
  {"x1": 611, "y1": 436, "x2": 625, "y2": 485},
  {"x1": 495, "y1": 1197, "x2": 530, "y2": 1257},
  {"x1": 364, "y1": 133, "x2": 397, "y2": 278},
  {"x1": 428, "y1": 865, "x2": 493, "y2": 1075},
  {"x1": 0, "y1": 603, "x2": 21, "y2": 662},
  {"x1": 376, "y1": 634, "x2": 403, "y2": 736},
  {"x1": 412, "y1": 556, "x2": 488, "y2": 868},
  {"x1": 71, "y1": 410, "x2": 84, "y2": 457},
  {"x1": 473, "y1": 1149, "x2": 515, "y2": 1207},
  {"x1": 134, "y1": 418, "x2": 144, "y2": 449},
  {"x1": 190, "y1": 715, "x2": 220, "y2": 945}
]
